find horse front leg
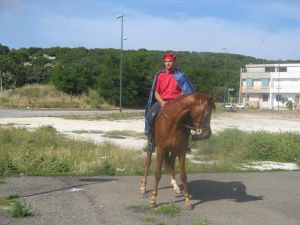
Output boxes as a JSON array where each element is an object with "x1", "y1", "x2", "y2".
[
  {"x1": 149, "y1": 151, "x2": 164, "y2": 208},
  {"x1": 140, "y1": 152, "x2": 152, "y2": 194},
  {"x1": 178, "y1": 153, "x2": 193, "y2": 210},
  {"x1": 165, "y1": 153, "x2": 181, "y2": 194}
]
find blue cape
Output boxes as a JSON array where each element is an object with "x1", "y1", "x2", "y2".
[{"x1": 145, "y1": 69, "x2": 196, "y2": 115}]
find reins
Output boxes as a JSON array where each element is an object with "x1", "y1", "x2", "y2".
[{"x1": 159, "y1": 102, "x2": 207, "y2": 131}]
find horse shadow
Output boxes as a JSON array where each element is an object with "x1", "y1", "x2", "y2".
[{"x1": 175, "y1": 180, "x2": 264, "y2": 207}]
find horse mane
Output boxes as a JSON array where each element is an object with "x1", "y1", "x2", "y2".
[
  {"x1": 193, "y1": 92, "x2": 216, "y2": 110},
  {"x1": 170, "y1": 92, "x2": 216, "y2": 110}
]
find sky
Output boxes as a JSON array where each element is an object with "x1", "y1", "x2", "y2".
[{"x1": 1, "y1": 0, "x2": 300, "y2": 60}]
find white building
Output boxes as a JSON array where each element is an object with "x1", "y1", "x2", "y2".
[{"x1": 239, "y1": 63, "x2": 300, "y2": 110}]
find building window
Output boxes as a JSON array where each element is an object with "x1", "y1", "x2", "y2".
[
  {"x1": 247, "y1": 79, "x2": 253, "y2": 88},
  {"x1": 265, "y1": 67, "x2": 275, "y2": 72},
  {"x1": 262, "y1": 94, "x2": 269, "y2": 101},
  {"x1": 261, "y1": 78, "x2": 269, "y2": 88},
  {"x1": 276, "y1": 95, "x2": 281, "y2": 101},
  {"x1": 279, "y1": 66, "x2": 287, "y2": 72}
]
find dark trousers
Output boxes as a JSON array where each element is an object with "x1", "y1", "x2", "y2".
[{"x1": 144, "y1": 101, "x2": 161, "y2": 136}]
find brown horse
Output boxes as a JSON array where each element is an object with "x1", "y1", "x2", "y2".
[{"x1": 140, "y1": 92, "x2": 215, "y2": 209}]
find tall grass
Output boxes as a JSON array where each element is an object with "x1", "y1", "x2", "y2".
[
  {"x1": 0, "y1": 126, "x2": 144, "y2": 176},
  {"x1": 0, "y1": 84, "x2": 111, "y2": 109},
  {"x1": 192, "y1": 128, "x2": 300, "y2": 165},
  {"x1": 1, "y1": 127, "x2": 299, "y2": 176}
]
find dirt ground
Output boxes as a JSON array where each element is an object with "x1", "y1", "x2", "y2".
[{"x1": 0, "y1": 111, "x2": 299, "y2": 150}]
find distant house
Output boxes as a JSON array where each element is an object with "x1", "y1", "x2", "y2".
[
  {"x1": 43, "y1": 54, "x2": 56, "y2": 60},
  {"x1": 239, "y1": 63, "x2": 300, "y2": 110}
]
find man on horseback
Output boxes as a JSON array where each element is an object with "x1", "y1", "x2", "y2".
[{"x1": 144, "y1": 52, "x2": 195, "y2": 152}]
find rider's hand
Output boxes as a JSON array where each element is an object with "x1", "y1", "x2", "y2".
[{"x1": 160, "y1": 101, "x2": 167, "y2": 107}]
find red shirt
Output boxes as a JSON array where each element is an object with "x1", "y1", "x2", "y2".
[{"x1": 155, "y1": 69, "x2": 182, "y2": 100}]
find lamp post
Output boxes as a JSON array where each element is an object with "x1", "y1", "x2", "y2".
[
  {"x1": 277, "y1": 63, "x2": 280, "y2": 110},
  {"x1": 222, "y1": 47, "x2": 227, "y2": 105},
  {"x1": 228, "y1": 88, "x2": 234, "y2": 103},
  {"x1": 116, "y1": 15, "x2": 124, "y2": 112}
]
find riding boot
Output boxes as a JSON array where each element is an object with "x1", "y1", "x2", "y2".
[{"x1": 143, "y1": 133, "x2": 154, "y2": 153}]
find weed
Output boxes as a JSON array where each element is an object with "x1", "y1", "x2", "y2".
[
  {"x1": 155, "y1": 204, "x2": 181, "y2": 216},
  {"x1": 1, "y1": 126, "x2": 299, "y2": 176},
  {"x1": 127, "y1": 204, "x2": 149, "y2": 210},
  {"x1": 143, "y1": 215, "x2": 155, "y2": 222},
  {"x1": 102, "y1": 160, "x2": 116, "y2": 176},
  {"x1": 0, "y1": 84, "x2": 111, "y2": 109},
  {"x1": 10, "y1": 201, "x2": 32, "y2": 218},
  {"x1": 155, "y1": 222, "x2": 167, "y2": 225},
  {"x1": 0, "y1": 194, "x2": 19, "y2": 205},
  {"x1": 195, "y1": 219, "x2": 212, "y2": 225},
  {"x1": 0, "y1": 195, "x2": 32, "y2": 218}
]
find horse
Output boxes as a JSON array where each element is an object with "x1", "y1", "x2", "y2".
[{"x1": 140, "y1": 92, "x2": 215, "y2": 209}]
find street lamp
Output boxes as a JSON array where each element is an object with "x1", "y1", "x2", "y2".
[
  {"x1": 116, "y1": 15, "x2": 124, "y2": 112},
  {"x1": 228, "y1": 88, "x2": 234, "y2": 103},
  {"x1": 222, "y1": 47, "x2": 227, "y2": 104},
  {"x1": 277, "y1": 63, "x2": 280, "y2": 110}
]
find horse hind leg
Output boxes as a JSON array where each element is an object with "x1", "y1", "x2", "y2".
[
  {"x1": 165, "y1": 153, "x2": 181, "y2": 194},
  {"x1": 140, "y1": 153, "x2": 152, "y2": 194}
]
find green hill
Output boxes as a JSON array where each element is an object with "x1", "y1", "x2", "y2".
[{"x1": 1, "y1": 43, "x2": 299, "y2": 107}]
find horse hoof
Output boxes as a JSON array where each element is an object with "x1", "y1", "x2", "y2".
[
  {"x1": 185, "y1": 201, "x2": 193, "y2": 210},
  {"x1": 140, "y1": 186, "x2": 146, "y2": 194},
  {"x1": 173, "y1": 187, "x2": 181, "y2": 194},
  {"x1": 149, "y1": 200, "x2": 156, "y2": 208},
  {"x1": 185, "y1": 202, "x2": 193, "y2": 210}
]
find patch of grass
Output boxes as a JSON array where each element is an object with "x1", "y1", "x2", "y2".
[
  {"x1": 10, "y1": 201, "x2": 32, "y2": 218},
  {"x1": 0, "y1": 126, "x2": 145, "y2": 176},
  {"x1": 102, "y1": 130, "x2": 145, "y2": 139},
  {"x1": 0, "y1": 194, "x2": 19, "y2": 205},
  {"x1": 2, "y1": 125, "x2": 299, "y2": 176},
  {"x1": 143, "y1": 215, "x2": 155, "y2": 222},
  {"x1": 195, "y1": 219, "x2": 212, "y2": 225},
  {"x1": 127, "y1": 204, "x2": 150, "y2": 212},
  {"x1": 192, "y1": 129, "x2": 300, "y2": 167},
  {"x1": 0, "y1": 195, "x2": 32, "y2": 218},
  {"x1": 155, "y1": 204, "x2": 180, "y2": 217},
  {"x1": 0, "y1": 84, "x2": 112, "y2": 109},
  {"x1": 155, "y1": 222, "x2": 167, "y2": 225}
]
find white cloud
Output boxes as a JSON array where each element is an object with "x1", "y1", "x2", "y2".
[
  {"x1": 121, "y1": 15, "x2": 299, "y2": 60},
  {"x1": 1, "y1": 0, "x2": 299, "y2": 60}
]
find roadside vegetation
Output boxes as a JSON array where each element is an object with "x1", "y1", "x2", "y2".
[
  {"x1": 0, "y1": 126, "x2": 145, "y2": 176},
  {"x1": 0, "y1": 84, "x2": 111, "y2": 109},
  {"x1": 191, "y1": 128, "x2": 300, "y2": 171},
  {"x1": 0, "y1": 126, "x2": 299, "y2": 177},
  {"x1": 0, "y1": 194, "x2": 32, "y2": 218}
]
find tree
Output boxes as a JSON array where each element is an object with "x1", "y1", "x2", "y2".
[
  {"x1": 0, "y1": 43, "x2": 9, "y2": 55},
  {"x1": 50, "y1": 65, "x2": 88, "y2": 95}
]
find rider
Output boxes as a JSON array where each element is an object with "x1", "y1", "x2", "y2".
[{"x1": 144, "y1": 52, "x2": 196, "y2": 152}]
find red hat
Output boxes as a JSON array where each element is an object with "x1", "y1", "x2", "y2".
[{"x1": 163, "y1": 52, "x2": 176, "y2": 61}]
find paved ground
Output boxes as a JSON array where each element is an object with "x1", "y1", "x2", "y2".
[
  {"x1": 0, "y1": 109, "x2": 142, "y2": 118},
  {"x1": 1, "y1": 172, "x2": 299, "y2": 225}
]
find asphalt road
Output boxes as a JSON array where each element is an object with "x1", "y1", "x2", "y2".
[
  {"x1": 1, "y1": 172, "x2": 299, "y2": 225},
  {"x1": 0, "y1": 109, "x2": 143, "y2": 118}
]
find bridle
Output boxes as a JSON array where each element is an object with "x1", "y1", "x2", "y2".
[{"x1": 160, "y1": 103, "x2": 210, "y2": 133}]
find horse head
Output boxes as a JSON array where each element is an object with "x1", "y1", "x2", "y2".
[{"x1": 189, "y1": 93, "x2": 215, "y2": 141}]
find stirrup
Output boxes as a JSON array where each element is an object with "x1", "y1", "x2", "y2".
[{"x1": 143, "y1": 141, "x2": 154, "y2": 153}]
